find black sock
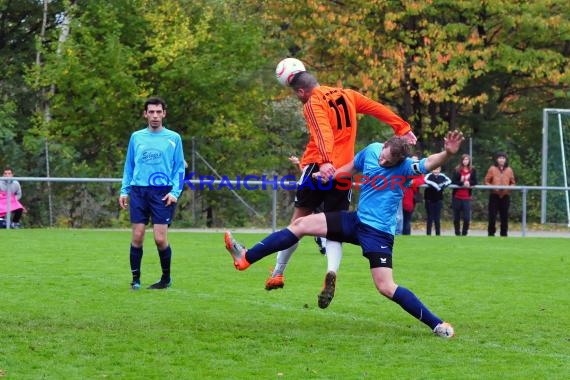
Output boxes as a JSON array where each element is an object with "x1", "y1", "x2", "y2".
[
  {"x1": 130, "y1": 245, "x2": 143, "y2": 281},
  {"x1": 158, "y1": 246, "x2": 172, "y2": 282}
]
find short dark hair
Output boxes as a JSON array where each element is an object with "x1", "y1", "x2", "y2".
[
  {"x1": 144, "y1": 97, "x2": 167, "y2": 111},
  {"x1": 384, "y1": 136, "x2": 411, "y2": 165},
  {"x1": 290, "y1": 72, "x2": 318, "y2": 91}
]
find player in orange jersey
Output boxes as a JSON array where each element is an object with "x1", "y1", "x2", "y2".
[{"x1": 265, "y1": 68, "x2": 417, "y2": 309}]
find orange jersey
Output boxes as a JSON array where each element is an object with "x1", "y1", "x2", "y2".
[{"x1": 300, "y1": 86, "x2": 411, "y2": 168}]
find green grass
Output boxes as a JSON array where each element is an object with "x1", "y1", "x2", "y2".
[{"x1": 0, "y1": 230, "x2": 568, "y2": 379}]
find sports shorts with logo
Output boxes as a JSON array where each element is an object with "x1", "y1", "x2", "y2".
[
  {"x1": 325, "y1": 211, "x2": 394, "y2": 268},
  {"x1": 129, "y1": 186, "x2": 176, "y2": 225}
]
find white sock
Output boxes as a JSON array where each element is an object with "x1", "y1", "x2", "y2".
[
  {"x1": 325, "y1": 240, "x2": 342, "y2": 273},
  {"x1": 273, "y1": 242, "x2": 298, "y2": 275}
]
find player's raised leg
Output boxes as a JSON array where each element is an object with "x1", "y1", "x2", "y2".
[{"x1": 224, "y1": 213, "x2": 328, "y2": 271}]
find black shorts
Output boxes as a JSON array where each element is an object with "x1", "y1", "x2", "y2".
[{"x1": 294, "y1": 163, "x2": 351, "y2": 212}]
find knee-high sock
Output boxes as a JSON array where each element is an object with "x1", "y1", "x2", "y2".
[
  {"x1": 272, "y1": 242, "x2": 299, "y2": 276},
  {"x1": 130, "y1": 245, "x2": 143, "y2": 280},
  {"x1": 245, "y1": 229, "x2": 299, "y2": 265},
  {"x1": 158, "y1": 245, "x2": 172, "y2": 281},
  {"x1": 391, "y1": 286, "x2": 442, "y2": 330},
  {"x1": 325, "y1": 240, "x2": 342, "y2": 273}
]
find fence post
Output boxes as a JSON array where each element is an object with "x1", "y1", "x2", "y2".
[
  {"x1": 522, "y1": 188, "x2": 527, "y2": 237},
  {"x1": 272, "y1": 188, "x2": 277, "y2": 232}
]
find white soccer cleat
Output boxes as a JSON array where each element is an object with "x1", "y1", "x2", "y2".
[{"x1": 433, "y1": 322, "x2": 455, "y2": 338}]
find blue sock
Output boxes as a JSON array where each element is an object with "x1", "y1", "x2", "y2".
[
  {"x1": 158, "y1": 246, "x2": 172, "y2": 282},
  {"x1": 130, "y1": 245, "x2": 143, "y2": 280},
  {"x1": 246, "y1": 228, "x2": 299, "y2": 264},
  {"x1": 392, "y1": 286, "x2": 442, "y2": 330}
]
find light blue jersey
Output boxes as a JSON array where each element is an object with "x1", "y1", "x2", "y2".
[
  {"x1": 120, "y1": 127, "x2": 185, "y2": 198},
  {"x1": 353, "y1": 142, "x2": 427, "y2": 235}
]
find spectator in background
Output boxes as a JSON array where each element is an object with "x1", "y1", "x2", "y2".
[
  {"x1": 401, "y1": 154, "x2": 424, "y2": 235},
  {"x1": 451, "y1": 154, "x2": 477, "y2": 236},
  {"x1": 423, "y1": 167, "x2": 451, "y2": 236},
  {"x1": 0, "y1": 167, "x2": 26, "y2": 229},
  {"x1": 484, "y1": 152, "x2": 516, "y2": 237}
]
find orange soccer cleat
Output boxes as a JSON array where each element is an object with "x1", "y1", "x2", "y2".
[
  {"x1": 224, "y1": 231, "x2": 250, "y2": 271},
  {"x1": 265, "y1": 273, "x2": 285, "y2": 291}
]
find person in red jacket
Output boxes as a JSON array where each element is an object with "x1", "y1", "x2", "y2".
[
  {"x1": 402, "y1": 155, "x2": 424, "y2": 235},
  {"x1": 451, "y1": 154, "x2": 477, "y2": 236}
]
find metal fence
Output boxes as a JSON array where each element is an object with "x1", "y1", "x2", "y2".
[{"x1": 1, "y1": 177, "x2": 569, "y2": 236}]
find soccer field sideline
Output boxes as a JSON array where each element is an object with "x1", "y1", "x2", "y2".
[
  {"x1": 163, "y1": 227, "x2": 570, "y2": 238},
  {"x1": 73, "y1": 226, "x2": 570, "y2": 238}
]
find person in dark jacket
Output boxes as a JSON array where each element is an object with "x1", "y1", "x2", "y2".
[{"x1": 424, "y1": 167, "x2": 451, "y2": 236}]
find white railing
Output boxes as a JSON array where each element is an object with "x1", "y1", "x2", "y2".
[{"x1": 2, "y1": 177, "x2": 569, "y2": 236}]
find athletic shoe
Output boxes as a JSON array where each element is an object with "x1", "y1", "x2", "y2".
[
  {"x1": 265, "y1": 273, "x2": 284, "y2": 291},
  {"x1": 224, "y1": 231, "x2": 250, "y2": 270},
  {"x1": 317, "y1": 271, "x2": 336, "y2": 309},
  {"x1": 130, "y1": 279, "x2": 141, "y2": 291},
  {"x1": 314, "y1": 237, "x2": 326, "y2": 255},
  {"x1": 433, "y1": 322, "x2": 455, "y2": 338},
  {"x1": 147, "y1": 279, "x2": 172, "y2": 289}
]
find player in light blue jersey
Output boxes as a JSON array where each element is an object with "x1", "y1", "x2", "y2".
[
  {"x1": 224, "y1": 130, "x2": 464, "y2": 338},
  {"x1": 119, "y1": 97, "x2": 186, "y2": 290}
]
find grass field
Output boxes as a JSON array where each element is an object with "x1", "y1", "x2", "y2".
[{"x1": 0, "y1": 229, "x2": 568, "y2": 379}]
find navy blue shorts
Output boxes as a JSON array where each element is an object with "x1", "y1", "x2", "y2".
[
  {"x1": 325, "y1": 211, "x2": 394, "y2": 268},
  {"x1": 129, "y1": 186, "x2": 176, "y2": 225}
]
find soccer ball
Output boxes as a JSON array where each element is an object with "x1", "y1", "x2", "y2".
[{"x1": 275, "y1": 58, "x2": 306, "y2": 86}]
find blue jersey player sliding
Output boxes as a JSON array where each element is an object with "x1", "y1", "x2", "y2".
[
  {"x1": 225, "y1": 130, "x2": 465, "y2": 338},
  {"x1": 119, "y1": 97, "x2": 186, "y2": 290}
]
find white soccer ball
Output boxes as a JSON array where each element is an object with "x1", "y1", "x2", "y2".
[{"x1": 275, "y1": 58, "x2": 306, "y2": 86}]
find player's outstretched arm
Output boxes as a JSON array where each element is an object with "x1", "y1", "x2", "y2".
[{"x1": 424, "y1": 130, "x2": 465, "y2": 172}]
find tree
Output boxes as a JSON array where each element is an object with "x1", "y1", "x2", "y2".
[{"x1": 24, "y1": 0, "x2": 279, "y2": 226}]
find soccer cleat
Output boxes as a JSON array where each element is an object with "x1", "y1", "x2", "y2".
[
  {"x1": 265, "y1": 274, "x2": 285, "y2": 291},
  {"x1": 147, "y1": 279, "x2": 172, "y2": 289},
  {"x1": 317, "y1": 271, "x2": 336, "y2": 309},
  {"x1": 224, "y1": 231, "x2": 250, "y2": 270},
  {"x1": 130, "y1": 279, "x2": 141, "y2": 290},
  {"x1": 433, "y1": 322, "x2": 455, "y2": 338}
]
